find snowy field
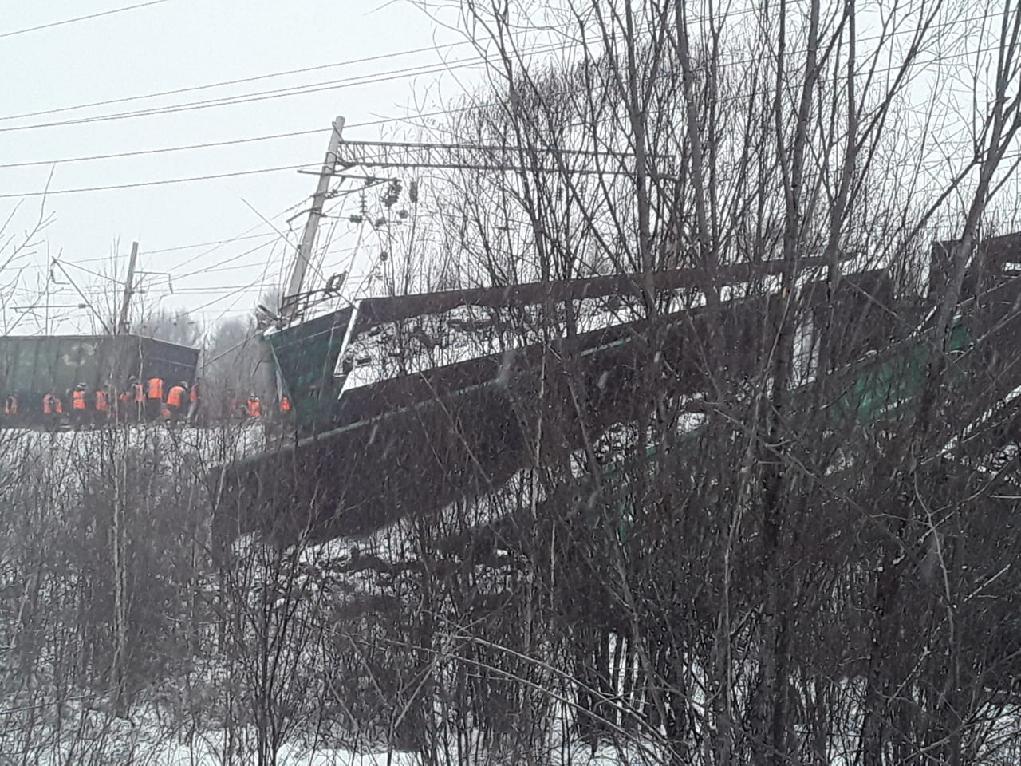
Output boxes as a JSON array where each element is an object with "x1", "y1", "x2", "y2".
[{"x1": 3, "y1": 699, "x2": 657, "y2": 766}]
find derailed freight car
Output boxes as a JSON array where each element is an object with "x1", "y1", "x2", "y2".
[
  {"x1": 213, "y1": 261, "x2": 895, "y2": 548},
  {"x1": 0, "y1": 334, "x2": 199, "y2": 427}
]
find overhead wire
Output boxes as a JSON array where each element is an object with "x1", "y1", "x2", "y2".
[
  {"x1": 0, "y1": 162, "x2": 313, "y2": 199},
  {"x1": 134, "y1": 197, "x2": 310, "y2": 332},
  {"x1": 0, "y1": 128, "x2": 327, "y2": 170},
  {"x1": 0, "y1": 52, "x2": 523, "y2": 135},
  {"x1": 140, "y1": 232, "x2": 279, "y2": 256},
  {"x1": 165, "y1": 197, "x2": 306, "y2": 274},
  {"x1": 0, "y1": 9, "x2": 716, "y2": 137},
  {"x1": 190, "y1": 237, "x2": 284, "y2": 322},
  {"x1": 0, "y1": 41, "x2": 478, "y2": 124},
  {"x1": 170, "y1": 245, "x2": 358, "y2": 278},
  {"x1": 16, "y1": 184, "x2": 377, "y2": 321},
  {"x1": 0, "y1": 8, "x2": 995, "y2": 191},
  {"x1": 0, "y1": 49, "x2": 1002, "y2": 199},
  {"x1": 62, "y1": 260, "x2": 123, "y2": 285},
  {"x1": 16, "y1": 232, "x2": 280, "y2": 269},
  {"x1": 162, "y1": 200, "x2": 361, "y2": 322},
  {"x1": 0, "y1": 7, "x2": 996, "y2": 136},
  {"x1": 0, "y1": 13, "x2": 665, "y2": 129},
  {"x1": 28, "y1": 200, "x2": 307, "y2": 312},
  {"x1": 174, "y1": 236, "x2": 285, "y2": 281},
  {"x1": 0, "y1": 0, "x2": 170, "y2": 40}
]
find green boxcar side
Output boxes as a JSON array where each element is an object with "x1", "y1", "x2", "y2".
[{"x1": 0, "y1": 334, "x2": 199, "y2": 423}]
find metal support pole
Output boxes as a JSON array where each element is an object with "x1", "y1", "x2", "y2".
[
  {"x1": 118, "y1": 242, "x2": 138, "y2": 334},
  {"x1": 281, "y1": 116, "x2": 345, "y2": 321}
]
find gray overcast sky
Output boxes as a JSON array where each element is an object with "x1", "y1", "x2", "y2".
[{"x1": 0, "y1": 0, "x2": 472, "y2": 334}]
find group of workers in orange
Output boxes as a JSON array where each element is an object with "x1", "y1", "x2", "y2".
[
  {"x1": 2, "y1": 376, "x2": 294, "y2": 430},
  {"x1": 6, "y1": 376, "x2": 200, "y2": 428},
  {"x1": 115, "y1": 376, "x2": 199, "y2": 424}
]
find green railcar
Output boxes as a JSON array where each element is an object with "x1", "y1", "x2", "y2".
[
  {"x1": 0, "y1": 334, "x2": 199, "y2": 426},
  {"x1": 832, "y1": 323, "x2": 971, "y2": 425}
]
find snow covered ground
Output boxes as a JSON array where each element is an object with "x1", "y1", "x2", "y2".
[{"x1": 6, "y1": 708, "x2": 654, "y2": 766}]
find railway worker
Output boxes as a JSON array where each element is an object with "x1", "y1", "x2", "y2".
[
  {"x1": 70, "y1": 384, "x2": 89, "y2": 428},
  {"x1": 94, "y1": 385, "x2": 111, "y2": 424},
  {"x1": 145, "y1": 375, "x2": 165, "y2": 421},
  {"x1": 42, "y1": 391, "x2": 63, "y2": 428},
  {"x1": 245, "y1": 393, "x2": 262, "y2": 419},
  {"x1": 4, "y1": 394, "x2": 18, "y2": 422},
  {"x1": 131, "y1": 377, "x2": 146, "y2": 421},
  {"x1": 166, "y1": 382, "x2": 187, "y2": 423},
  {"x1": 279, "y1": 394, "x2": 292, "y2": 417},
  {"x1": 117, "y1": 383, "x2": 133, "y2": 422},
  {"x1": 187, "y1": 380, "x2": 200, "y2": 424}
]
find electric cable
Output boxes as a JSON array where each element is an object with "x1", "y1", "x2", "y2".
[
  {"x1": 0, "y1": 41, "x2": 1005, "y2": 200},
  {"x1": 0, "y1": 8, "x2": 996, "y2": 136},
  {"x1": 0, "y1": 41, "x2": 477, "y2": 123},
  {"x1": 0, "y1": 128, "x2": 327, "y2": 170},
  {"x1": 0, "y1": 162, "x2": 312, "y2": 199},
  {"x1": 0, "y1": 48, "x2": 553, "y2": 135},
  {"x1": 0, "y1": 0, "x2": 170, "y2": 40}
]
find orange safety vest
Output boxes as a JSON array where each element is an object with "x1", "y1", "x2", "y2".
[
  {"x1": 133, "y1": 383, "x2": 145, "y2": 403},
  {"x1": 246, "y1": 397, "x2": 261, "y2": 418},
  {"x1": 167, "y1": 386, "x2": 185, "y2": 409},
  {"x1": 279, "y1": 395, "x2": 292, "y2": 413},
  {"x1": 43, "y1": 394, "x2": 62, "y2": 415},
  {"x1": 146, "y1": 377, "x2": 164, "y2": 400},
  {"x1": 71, "y1": 390, "x2": 87, "y2": 411},
  {"x1": 95, "y1": 390, "x2": 109, "y2": 412}
]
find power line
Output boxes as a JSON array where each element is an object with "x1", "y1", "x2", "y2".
[
  {"x1": 12, "y1": 232, "x2": 279, "y2": 268},
  {"x1": 174, "y1": 237, "x2": 286, "y2": 280},
  {"x1": 0, "y1": 141, "x2": 421, "y2": 199},
  {"x1": 184, "y1": 247, "x2": 359, "y2": 277},
  {"x1": 0, "y1": 34, "x2": 987, "y2": 175},
  {"x1": 0, "y1": 0, "x2": 170, "y2": 40},
  {"x1": 0, "y1": 33, "x2": 622, "y2": 136},
  {"x1": 141, "y1": 232, "x2": 279, "y2": 255},
  {"x1": 167, "y1": 199, "x2": 306, "y2": 273},
  {"x1": 74, "y1": 282, "x2": 270, "y2": 296},
  {"x1": 0, "y1": 15, "x2": 662, "y2": 127},
  {"x1": 0, "y1": 8, "x2": 995, "y2": 137},
  {"x1": 0, "y1": 14, "x2": 1002, "y2": 198},
  {"x1": 0, "y1": 98, "x2": 992, "y2": 200},
  {"x1": 187, "y1": 264, "x2": 276, "y2": 314},
  {"x1": 0, "y1": 128, "x2": 326, "y2": 169},
  {"x1": 62, "y1": 260, "x2": 122, "y2": 285},
  {"x1": 0, "y1": 162, "x2": 312, "y2": 199},
  {"x1": 189, "y1": 220, "x2": 293, "y2": 325},
  {"x1": 0, "y1": 41, "x2": 475, "y2": 124},
  {"x1": 0, "y1": 56, "x2": 494, "y2": 135}
]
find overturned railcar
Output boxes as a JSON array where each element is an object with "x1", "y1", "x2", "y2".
[
  {"x1": 212, "y1": 259, "x2": 899, "y2": 550},
  {"x1": 0, "y1": 334, "x2": 199, "y2": 426}
]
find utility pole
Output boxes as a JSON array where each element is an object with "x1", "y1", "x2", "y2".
[
  {"x1": 118, "y1": 241, "x2": 138, "y2": 334},
  {"x1": 281, "y1": 116, "x2": 345, "y2": 322},
  {"x1": 110, "y1": 240, "x2": 138, "y2": 716},
  {"x1": 43, "y1": 256, "x2": 52, "y2": 335}
]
